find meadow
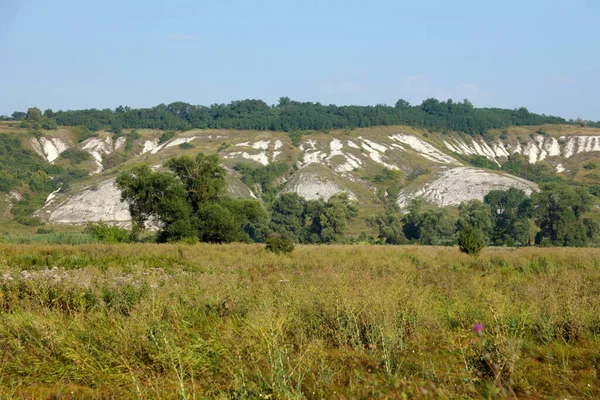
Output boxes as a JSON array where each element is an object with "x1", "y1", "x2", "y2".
[{"x1": 0, "y1": 244, "x2": 599, "y2": 399}]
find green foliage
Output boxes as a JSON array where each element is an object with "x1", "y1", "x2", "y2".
[
  {"x1": 501, "y1": 154, "x2": 563, "y2": 184},
  {"x1": 484, "y1": 188, "x2": 532, "y2": 246},
  {"x1": 458, "y1": 226, "x2": 487, "y2": 255},
  {"x1": 178, "y1": 142, "x2": 194, "y2": 150},
  {"x1": 457, "y1": 200, "x2": 492, "y2": 244},
  {"x1": 368, "y1": 212, "x2": 408, "y2": 244},
  {"x1": 457, "y1": 154, "x2": 500, "y2": 170},
  {"x1": 532, "y1": 184, "x2": 595, "y2": 246},
  {"x1": 374, "y1": 168, "x2": 401, "y2": 183},
  {"x1": 124, "y1": 130, "x2": 140, "y2": 152},
  {"x1": 85, "y1": 223, "x2": 130, "y2": 243},
  {"x1": 234, "y1": 162, "x2": 289, "y2": 203},
  {"x1": 40, "y1": 97, "x2": 568, "y2": 137},
  {"x1": 269, "y1": 192, "x2": 358, "y2": 244},
  {"x1": 60, "y1": 149, "x2": 91, "y2": 165},
  {"x1": 26, "y1": 107, "x2": 42, "y2": 122},
  {"x1": 116, "y1": 153, "x2": 267, "y2": 243},
  {"x1": 402, "y1": 198, "x2": 456, "y2": 245},
  {"x1": 584, "y1": 162, "x2": 598, "y2": 170},
  {"x1": 158, "y1": 130, "x2": 175, "y2": 144},
  {"x1": 588, "y1": 184, "x2": 600, "y2": 197},
  {"x1": 287, "y1": 131, "x2": 304, "y2": 147},
  {"x1": 264, "y1": 234, "x2": 295, "y2": 254},
  {"x1": 73, "y1": 126, "x2": 98, "y2": 143}
]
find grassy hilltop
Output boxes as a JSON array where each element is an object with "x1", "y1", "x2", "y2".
[{"x1": 0, "y1": 244, "x2": 599, "y2": 398}]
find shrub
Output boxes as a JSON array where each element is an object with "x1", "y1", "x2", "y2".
[
  {"x1": 179, "y1": 142, "x2": 194, "y2": 150},
  {"x1": 584, "y1": 162, "x2": 598, "y2": 170},
  {"x1": 85, "y1": 223, "x2": 130, "y2": 243},
  {"x1": 265, "y1": 235, "x2": 295, "y2": 254},
  {"x1": 458, "y1": 226, "x2": 487, "y2": 255},
  {"x1": 158, "y1": 130, "x2": 175, "y2": 144},
  {"x1": 60, "y1": 149, "x2": 91, "y2": 165}
]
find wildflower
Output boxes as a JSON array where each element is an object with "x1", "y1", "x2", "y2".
[{"x1": 472, "y1": 323, "x2": 483, "y2": 335}]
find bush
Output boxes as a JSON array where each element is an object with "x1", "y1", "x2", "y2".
[
  {"x1": 60, "y1": 149, "x2": 91, "y2": 165},
  {"x1": 265, "y1": 235, "x2": 295, "y2": 254},
  {"x1": 85, "y1": 223, "x2": 130, "y2": 243},
  {"x1": 584, "y1": 162, "x2": 598, "y2": 170},
  {"x1": 158, "y1": 130, "x2": 175, "y2": 144},
  {"x1": 179, "y1": 142, "x2": 194, "y2": 150},
  {"x1": 458, "y1": 226, "x2": 487, "y2": 255}
]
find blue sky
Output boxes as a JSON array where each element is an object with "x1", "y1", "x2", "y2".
[{"x1": 1, "y1": 0, "x2": 599, "y2": 120}]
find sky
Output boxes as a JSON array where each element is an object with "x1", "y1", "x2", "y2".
[{"x1": 1, "y1": 0, "x2": 599, "y2": 120}]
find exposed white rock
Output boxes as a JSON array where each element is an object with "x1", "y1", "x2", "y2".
[
  {"x1": 44, "y1": 187, "x2": 62, "y2": 206},
  {"x1": 164, "y1": 136, "x2": 196, "y2": 149},
  {"x1": 274, "y1": 140, "x2": 283, "y2": 150},
  {"x1": 397, "y1": 167, "x2": 538, "y2": 209},
  {"x1": 392, "y1": 134, "x2": 459, "y2": 165},
  {"x1": 492, "y1": 143, "x2": 510, "y2": 157},
  {"x1": 358, "y1": 138, "x2": 397, "y2": 170},
  {"x1": 556, "y1": 163, "x2": 565, "y2": 173},
  {"x1": 562, "y1": 136, "x2": 600, "y2": 158},
  {"x1": 282, "y1": 168, "x2": 356, "y2": 201},
  {"x1": 42, "y1": 179, "x2": 131, "y2": 225},
  {"x1": 223, "y1": 151, "x2": 269, "y2": 166},
  {"x1": 272, "y1": 151, "x2": 281, "y2": 161},
  {"x1": 34, "y1": 137, "x2": 68, "y2": 163},
  {"x1": 347, "y1": 140, "x2": 360, "y2": 149},
  {"x1": 30, "y1": 138, "x2": 45, "y2": 159},
  {"x1": 82, "y1": 136, "x2": 114, "y2": 173},
  {"x1": 141, "y1": 139, "x2": 159, "y2": 155},
  {"x1": 252, "y1": 140, "x2": 270, "y2": 150},
  {"x1": 360, "y1": 138, "x2": 388, "y2": 153},
  {"x1": 114, "y1": 136, "x2": 127, "y2": 150},
  {"x1": 9, "y1": 191, "x2": 22, "y2": 201},
  {"x1": 235, "y1": 141, "x2": 251, "y2": 147}
]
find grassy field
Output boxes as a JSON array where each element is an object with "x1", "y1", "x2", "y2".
[{"x1": 0, "y1": 244, "x2": 599, "y2": 399}]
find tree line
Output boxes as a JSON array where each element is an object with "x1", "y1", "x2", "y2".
[
  {"x1": 10, "y1": 97, "x2": 570, "y2": 137},
  {"x1": 369, "y1": 185, "x2": 599, "y2": 252}
]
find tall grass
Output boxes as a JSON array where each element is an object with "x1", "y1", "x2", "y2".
[
  {"x1": 1, "y1": 232, "x2": 98, "y2": 245},
  {"x1": 0, "y1": 244, "x2": 599, "y2": 398}
]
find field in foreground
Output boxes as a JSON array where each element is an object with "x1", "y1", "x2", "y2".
[{"x1": 0, "y1": 244, "x2": 599, "y2": 399}]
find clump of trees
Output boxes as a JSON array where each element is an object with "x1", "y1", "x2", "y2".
[
  {"x1": 10, "y1": 97, "x2": 569, "y2": 137},
  {"x1": 269, "y1": 192, "x2": 359, "y2": 244},
  {"x1": 370, "y1": 185, "x2": 600, "y2": 249},
  {"x1": 115, "y1": 153, "x2": 358, "y2": 244}
]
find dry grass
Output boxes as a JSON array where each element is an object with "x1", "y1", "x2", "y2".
[{"x1": 0, "y1": 244, "x2": 599, "y2": 399}]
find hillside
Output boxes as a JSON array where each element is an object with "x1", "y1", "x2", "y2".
[{"x1": 3, "y1": 119, "x2": 600, "y2": 237}]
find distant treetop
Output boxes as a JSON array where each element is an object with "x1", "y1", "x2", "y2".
[{"x1": 11, "y1": 97, "x2": 583, "y2": 136}]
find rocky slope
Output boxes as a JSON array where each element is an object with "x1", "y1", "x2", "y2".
[{"x1": 3, "y1": 122, "x2": 600, "y2": 228}]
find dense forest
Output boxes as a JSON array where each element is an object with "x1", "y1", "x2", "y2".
[{"x1": 9, "y1": 97, "x2": 577, "y2": 136}]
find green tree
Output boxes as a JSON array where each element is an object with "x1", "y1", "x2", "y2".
[
  {"x1": 402, "y1": 198, "x2": 455, "y2": 245},
  {"x1": 457, "y1": 226, "x2": 487, "y2": 255},
  {"x1": 484, "y1": 188, "x2": 532, "y2": 246},
  {"x1": 116, "y1": 153, "x2": 265, "y2": 243},
  {"x1": 26, "y1": 107, "x2": 42, "y2": 122},
  {"x1": 269, "y1": 192, "x2": 307, "y2": 243},
  {"x1": 457, "y1": 200, "x2": 492, "y2": 244},
  {"x1": 531, "y1": 184, "x2": 595, "y2": 246},
  {"x1": 368, "y1": 212, "x2": 407, "y2": 244},
  {"x1": 318, "y1": 193, "x2": 359, "y2": 243}
]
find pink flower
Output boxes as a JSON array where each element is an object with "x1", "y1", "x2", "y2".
[{"x1": 472, "y1": 323, "x2": 483, "y2": 335}]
